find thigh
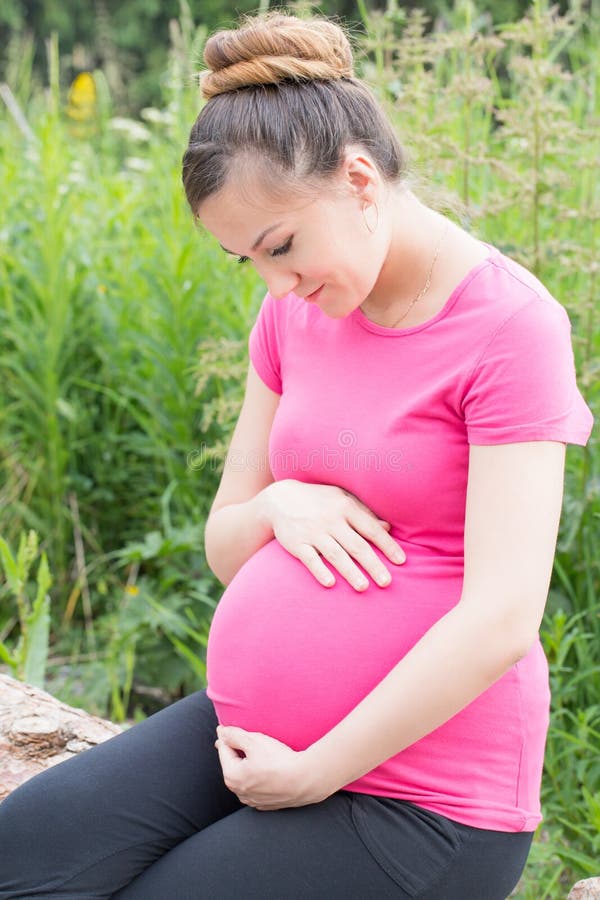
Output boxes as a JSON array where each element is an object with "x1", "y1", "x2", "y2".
[
  {"x1": 350, "y1": 795, "x2": 533, "y2": 900},
  {"x1": 113, "y1": 794, "x2": 533, "y2": 900},
  {"x1": 421, "y1": 818, "x2": 534, "y2": 900},
  {"x1": 0, "y1": 690, "x2": 241, "y2": 900},
  {"x1": 113, "y1": 791, "x2": 405, "y2": 900}
]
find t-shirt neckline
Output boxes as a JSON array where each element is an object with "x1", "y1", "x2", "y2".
[{"x1": 351, "y1": 241, "x2": 499, "y2": 337}]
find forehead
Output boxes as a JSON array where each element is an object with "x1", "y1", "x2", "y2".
[
  {"x1": 197, "y1": 179, "x2": 284, "y2": 236},
  {"x1": 196, "y1": 176, "x2": 323, "y2": 252}
]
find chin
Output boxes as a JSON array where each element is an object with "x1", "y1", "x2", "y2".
[
  {"x1": 320, "y1": 303, "x2": 352, "y2": 320},
  {"x1": 318, "y1": 290, "x2": 364, "y2": 320}
]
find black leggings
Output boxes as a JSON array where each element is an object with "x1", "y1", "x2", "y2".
[{"x1": 0, "y1": 689, "x2": 533, "y2": 899}]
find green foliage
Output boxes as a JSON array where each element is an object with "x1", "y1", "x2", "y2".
[
  {"x1": 515, "y1": 606, "x2": 600, "y2": 896},
  {"x1": 0, "y1": 0, "x2": 256, "y2": 114},
  {"x1": 0, "y1": 0, "x2": 547, "y2": 116},
  {"x1": 0, "y1": 1, "x2": 598, "y2": 894},
  {"x1": 37, "y1": 483, "x2": 218, "y2": 721},
  {"x1": 0, "y1": 530, "x2": 52, "y2": 687}
]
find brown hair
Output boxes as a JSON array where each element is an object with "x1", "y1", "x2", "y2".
[{"x1": 181, "y1": 12, "x2": 408, "y2": 214}]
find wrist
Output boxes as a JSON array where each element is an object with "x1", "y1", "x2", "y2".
[
  {"x1": 299, "y1": 743, "x2": 342, "y2": 803},
  {"x1": 253, "y1": 484, "x2": 277, "y2": 536},
  {"x1": 254, "y1": 479, "x2": 296, "y2": 531}
]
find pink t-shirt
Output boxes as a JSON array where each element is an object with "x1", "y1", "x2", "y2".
[{"x1": 206, "y1": 242, "x2": 594, "y2": 832}]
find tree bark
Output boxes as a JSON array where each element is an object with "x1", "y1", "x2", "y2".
[
  {"x1": 568, "y1": 880, "x2": 600, "y2": 899},
  {"x1": 0, "y1": 673, "x2": 122, "y2": 802}
]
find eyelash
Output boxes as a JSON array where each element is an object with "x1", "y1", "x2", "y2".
[{"x1": 237, "y1": 238, "x2": 292, "y2": 265}]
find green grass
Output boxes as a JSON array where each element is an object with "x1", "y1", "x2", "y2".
[{"x1": 0, "y1": 1, "x2": 598, "y2": 895}]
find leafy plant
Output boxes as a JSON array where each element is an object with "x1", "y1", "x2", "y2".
[{"x1": 0, "y1": 530, "x2": 52, "y2": 687}]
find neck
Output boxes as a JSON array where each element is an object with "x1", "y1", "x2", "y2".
[{"x1": 361, "y1": 189, "x2": 449, "y2": 325}]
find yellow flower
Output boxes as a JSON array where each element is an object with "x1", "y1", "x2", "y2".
[
  {"x1": 124, "y1": 584, "x2": 140, "y2": 596},
  {"x1": 66, "y1": 72, "x2": 97, "y2": 122}
]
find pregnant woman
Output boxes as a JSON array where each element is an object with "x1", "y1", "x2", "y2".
[{"x1": 0, "y1": 11, "x2": 594, "y2": 900}]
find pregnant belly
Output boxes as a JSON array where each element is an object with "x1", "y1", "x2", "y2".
[{"x1": 206, "y1": 539, "x2": 464, "y2": 750}]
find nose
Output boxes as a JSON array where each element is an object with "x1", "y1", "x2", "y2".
[{"x1": 262, "y1": 266, "x2": 300, "y2": 301}]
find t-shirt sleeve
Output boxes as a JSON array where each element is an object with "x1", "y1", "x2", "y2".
[
  {"x1": 462, "y1": 298, "x2": 594, "y2": 446},
  {"x1": 248, "y1": 291, "x2": 283, "y2": 395}
]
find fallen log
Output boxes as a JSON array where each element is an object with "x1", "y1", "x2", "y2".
[
  {"x1": 0, "y1": 673, "x2": 122, "y2": 802},
  {"x1": 568, "y1": 879, "x2": 600, "y2": 899}
]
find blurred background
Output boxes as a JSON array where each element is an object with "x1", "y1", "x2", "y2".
[
  {"x1": 0, "y1": 3, "x2": 598, "y2": 895},
  {"x1": 1, "y1": 0, "x2": 543, "y2": 114}
]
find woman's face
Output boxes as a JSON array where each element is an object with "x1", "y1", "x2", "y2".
[{"x1": 195, "y1": 152, "x2": 391, "y2": 318}]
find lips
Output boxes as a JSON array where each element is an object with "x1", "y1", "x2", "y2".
[{"x1": 305, "y1": 285, "x2": 324, "y2": 302}]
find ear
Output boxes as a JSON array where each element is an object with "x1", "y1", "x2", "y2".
[{"x1": 340, "y1": 148, "x2": 380, "y2": 205}]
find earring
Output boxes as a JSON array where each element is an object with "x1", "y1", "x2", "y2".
[{"x1": 362, "y1": 202, "x2": 379, "y2": 234}]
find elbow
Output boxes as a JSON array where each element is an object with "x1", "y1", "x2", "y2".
[
  {"x1": 502, "y1": 602, "x2": 546, "y2": 664},
  {"x1": 478, "y1": 626, "x2": 537, "y2": 679},
  {"x1": 204, "y1": 551, "x2": 232, "y2": 589},
  {"x1": 204, "y1": 521, "x2": 232, "y2": 588},
  {"x1": 205, "y1": 559, "x2": 232, "y2": 589},
  {"x1": 496, "y1": 619, "x2": 541, "y2": 667},
  {"x1": 511, "y1": 630, "x2": 540, "y2": 664},
  {"x1": 206, "y1": 558, "x2": 232, "y2": 589},
  {"x1": 457, "y1": 598, "x2": 541, "y2": 669}
]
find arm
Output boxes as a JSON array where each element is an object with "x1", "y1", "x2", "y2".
[
  {"x1": 204, "y1": 360, "x2": 279, "y2": 586},
  {"x1": 302, "y1": 440, "x2": 566, "y2": 790}
]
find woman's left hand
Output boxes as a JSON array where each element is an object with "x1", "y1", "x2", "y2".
[{"x1": 215, "y1": 725, "x2": 331, "y2": 811}]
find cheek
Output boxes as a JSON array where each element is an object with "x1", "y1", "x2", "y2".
[
  {"x1": 306, "y1": 231, "x2": 376, "y2": 293},
  {"x1": 336, "y1": 246, "x2": 378, "y2": 290},
  {"x1": 320, "y1": 243, "x2": 363, "y2": 279}
]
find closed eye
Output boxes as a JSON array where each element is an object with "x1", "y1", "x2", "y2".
[
  {"x1": 270, "y1": 238, "x2": 292, "y2": 258},
  {"x1": 236, "y1": 237, "x2": 292, "y2": 265}
]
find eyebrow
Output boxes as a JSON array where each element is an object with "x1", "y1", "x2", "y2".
[{"x1": 219, "y1": 222, "x2": 284, "y2": 256}]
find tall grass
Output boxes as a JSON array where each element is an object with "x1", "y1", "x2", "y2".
[
  {"x1": 0, "y1": 11, "x2": 265, "y2": 710},
  {"x1": 0, "y1": 1, "x2": 598, "y2": 894}
]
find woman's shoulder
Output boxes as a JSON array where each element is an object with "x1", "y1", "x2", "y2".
[
  {"x1": 483, "y1": 245, "x2": 557, "y2": 301},
  {"x1": 455, "y1": 240, "x2": 569, "y2": 336}
]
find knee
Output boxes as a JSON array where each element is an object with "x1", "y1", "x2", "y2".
[
  {"x1": 0, "y1": 767, "x2": 78, "y2": 885},
  {"x1": 0, "y1": 773, "x2": 54, "y2": 855}
]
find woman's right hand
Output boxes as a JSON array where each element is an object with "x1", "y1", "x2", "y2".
[{"x1": 258, "y1": 479, "x2": 406, "y2": 591}]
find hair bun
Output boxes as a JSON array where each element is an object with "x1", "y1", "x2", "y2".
[{"x1": 200, "y1": 13, "x2": 354, "y2": 99}]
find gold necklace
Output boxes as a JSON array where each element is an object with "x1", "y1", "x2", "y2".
[{"x1": 364, "y1": 221, "x2": 450, "y2": 329}]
